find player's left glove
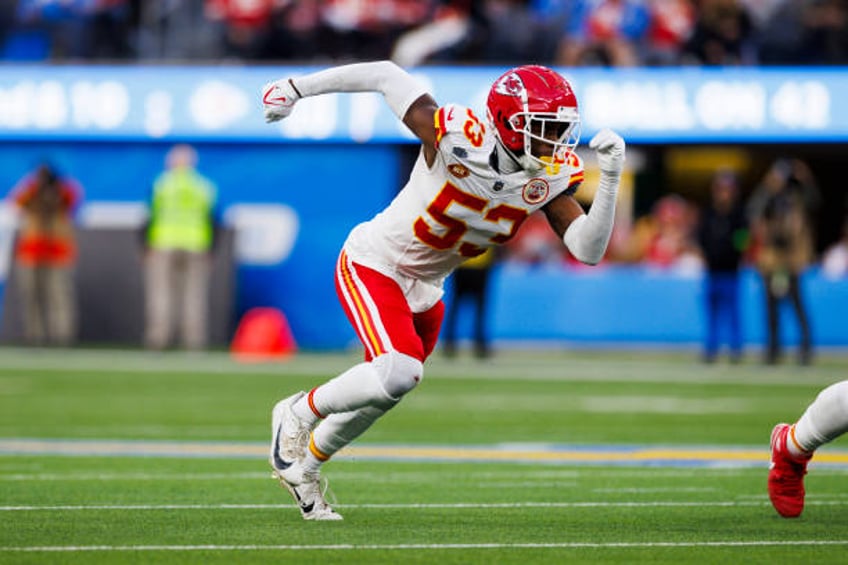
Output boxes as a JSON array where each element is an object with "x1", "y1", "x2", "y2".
[
  {"x1": 262, "y1": 79, "x2": 300, "y2": 123},
  {"x1": 589, "y1": 128, "x2": 625, "y2": 176}
]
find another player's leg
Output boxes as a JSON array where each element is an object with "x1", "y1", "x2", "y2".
[
  {"x1": 768, "y1": 380, "x2": 848, "y2": 517},
  {"x1": 768, "y1": 423, "x2": 811, "y2": 518}
]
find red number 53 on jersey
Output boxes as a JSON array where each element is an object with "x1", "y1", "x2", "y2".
[{"x1": 413, "y1": 181, "x2": 528, "y2": 258}]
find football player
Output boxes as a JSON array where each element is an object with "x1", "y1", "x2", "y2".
[
  {"x1": 769, "y1": 380, "x2": 848, "y2": 518},
  {"x1": 262, "y1": 60, "x2": 625, "y2": 520}
]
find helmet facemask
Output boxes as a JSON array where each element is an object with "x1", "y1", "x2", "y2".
[{"x1": 509, "y1": 109, "x2": 581, "y2": 174}]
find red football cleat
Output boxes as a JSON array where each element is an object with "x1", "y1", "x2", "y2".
[{"x1": 768, "y1": 423, "x2": 812, "y2": 518}]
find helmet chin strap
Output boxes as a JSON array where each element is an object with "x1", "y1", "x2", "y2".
[
  {"x1": 518, "y1": 154, "x2": 545, "y2": 173},
  {"x1": 495, "y1": 137, "x2": 539, "y2": 174}
]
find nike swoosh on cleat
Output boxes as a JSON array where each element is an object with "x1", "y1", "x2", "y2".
[
  {"x1": 272, "y1": 425, "x2": 294, "y2": 470},
  {"x1": 300, "y1": 501, "x2": 315, "y2": 514}
]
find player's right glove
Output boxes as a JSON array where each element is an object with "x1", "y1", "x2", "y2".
[
  {"x1": 589, "y1": 128, "x2": 625, "y2": 176},
  {"x1": 262, "y1": 79, "x2": 300, "y2": 123}
]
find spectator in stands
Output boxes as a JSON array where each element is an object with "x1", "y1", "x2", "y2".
[
  {"x1": 263, "y1": 0, "x2": 324, "y2": 61},
  {"x1": 315, "y1": 0, "x2": 439, "y2": 61},
  {"x1": 748, "y1": 158, "x2": 819, "y2": 365},
  {"x1": 615, "y1": 194, "x2": 701, "y2": 272},
  {"x1": 205, "y1": 0, "x2": 282, "y2": 60},
  {"x1": 682, "y1": 0, "x2": 757, "y2": 65},
  {"x1": 5, "y1": 0, "x2": 845, "y2": 65},
  {"x1": 555, "y1": 0, "x2": 653, "y2": 67},
  {"x1": 135, "y1": 0, "x2": 220, "y2": 60},
  {"x1": 142, "y1": 144, "x2": 219, "y2": 351},
  {"x1": 758, "y1": 0, "x2": 848, "y2": 65},
  {"x1": 696, "y1": 168, "x2": 749, "y2": 363},
  {"x1": 643, "y1": 0, "x2": 696, "y2": 65},
  {"x1": 391, "y1": 0, "x2": 490, "y2": 67},
  {"x1": 14, "y1": 0, "x2": 134, "y2": 61},
  {"x1": 442, "y1": 247, "x2": 498, "y2": 359},
  {"x1": 470, "y1": 0, "x2": 563, "y2": 64},
  {"x1": 8, "y1": 163, "x2": 82, "y2": 346}
]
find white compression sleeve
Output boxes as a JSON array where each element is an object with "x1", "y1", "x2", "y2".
[
  {"x1": 562, "y1": 171, "x2": 619, "y2": 265},
  {"x1": 291, "y1": 61, "x2": 430, "y2": 120}
]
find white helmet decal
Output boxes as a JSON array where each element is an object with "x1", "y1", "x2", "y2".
[{"x1": 494, "y1": 72, "x2": 528, "y2": 108}]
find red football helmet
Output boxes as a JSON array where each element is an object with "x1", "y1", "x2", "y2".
[{"x1": 486, "y1": 65, "x2": 581, "y2": 171}]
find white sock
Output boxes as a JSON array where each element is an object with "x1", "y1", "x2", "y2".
[
  {"x1": 292, "y1": 396, "x2": 319, "y2": 428},
  {"x1": 301, "y1": 446, "x2": 324, "y2": 475},
  {"x1": 792, "y1": 380, "x2": 848, "y2": 454},
  {"x1": 292, "y1": 406, "x2": 392, "y2": 476},
  {"x1": 311, "y1": 406, "x2": 387, "y2": 457},
  {"x1": 785, "y1": 424, "x2": 812, "y2": 459}
]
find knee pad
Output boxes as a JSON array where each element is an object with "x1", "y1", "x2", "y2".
[
  {"x1": 372, "y1": 351, "x2": 424, "y2": 399},
  {"x1": 828, "y1": 381, "x2": 848, "y2": 413}
]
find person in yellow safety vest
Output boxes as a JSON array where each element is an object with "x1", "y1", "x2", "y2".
[{"x1": 143, "y1": 144, "x2": 218, "y2": 351}]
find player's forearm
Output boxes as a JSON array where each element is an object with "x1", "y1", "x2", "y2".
[
  {"x1": 291, "y1": 61, "x2": 430, "y2": 120},
  {"x1": 562, "y1": 171, "x2": 619, "y2": 265}
]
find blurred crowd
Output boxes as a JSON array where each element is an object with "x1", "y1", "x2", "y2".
[
  {"x1": 505, "y1": 157, "x2": 842, "y2": 365},
  {"x1": 0, "y1": 0, "x2": 845, "y2": 66},
  {"x1": 505, "y1": 157, "x2": 836, "y2": 274}
]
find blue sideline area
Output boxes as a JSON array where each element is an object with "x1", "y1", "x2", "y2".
[
  {"x1": 475, "y1": 265, "x2": 848, "y2": 349},
  {"x1": 1, "y1": 264, "x2": 845, "y2": 350}
]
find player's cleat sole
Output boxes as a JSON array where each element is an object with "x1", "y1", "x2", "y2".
[{"x1": 768, "y1": 423, "x2": 811, "y2": 518}]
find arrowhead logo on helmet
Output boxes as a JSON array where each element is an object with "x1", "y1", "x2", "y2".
[{"x1": 494, "y1": 72, "x2": 528, "y2": 99}]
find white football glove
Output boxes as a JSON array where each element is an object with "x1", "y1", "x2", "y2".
[
  {"x1": 589, "y1": 128, "x2": 626, "y2": 175},
  {"x1": 261, "y1": 79, "x2": 300, "y2": 123}
]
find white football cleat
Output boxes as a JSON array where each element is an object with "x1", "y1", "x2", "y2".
[
  {"x1": 269, "y1": 392, "x2": 343, "y2": 520},
  {"x1": 275, "y1": 459, "x2": 343, "y2": 521},
  {"x1": 269, "y1": 391, "x2": 310, "y2": 482}
]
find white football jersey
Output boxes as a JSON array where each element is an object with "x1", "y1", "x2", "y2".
[{"x1": 344, "y1": 103, "x2": 584, "y2": 288}]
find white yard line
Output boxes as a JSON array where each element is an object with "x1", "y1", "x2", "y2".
[
  {"x1": 3, "y1": 500, "x2": 848, "y2": 511},
  {"x1": 3, "y1": 540, "x2": 848, "y2": 552}
]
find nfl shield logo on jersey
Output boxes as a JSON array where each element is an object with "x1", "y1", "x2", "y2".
[{"x1": 522, "y1": 178, "x2": 549, "y2": 204}]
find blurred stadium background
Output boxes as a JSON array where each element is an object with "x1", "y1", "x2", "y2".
[{"x1": 0, "y1": 0, "x2": 846, "y2": 356}]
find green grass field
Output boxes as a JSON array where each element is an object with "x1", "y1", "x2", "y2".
[{"x1": 2, "y1": 347, "x2": 847, "y2": 564}]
